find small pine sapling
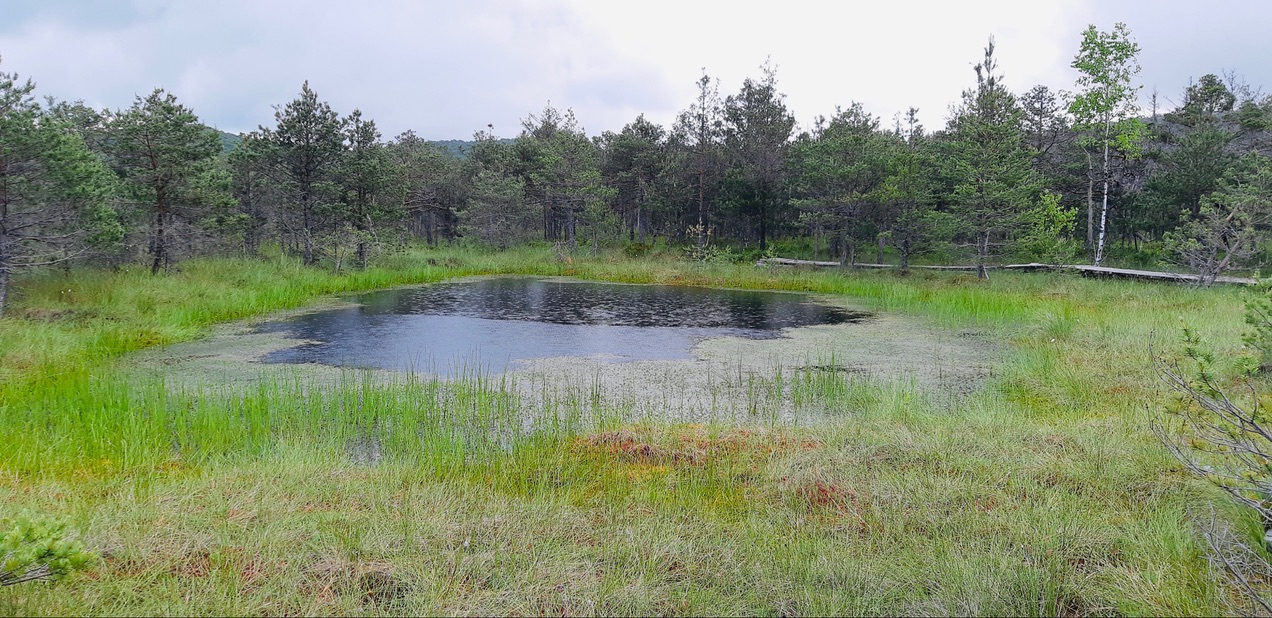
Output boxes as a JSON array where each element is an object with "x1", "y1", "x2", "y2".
[{"x1": 1, "y1": 515, "x2": 93, "y2": 586}]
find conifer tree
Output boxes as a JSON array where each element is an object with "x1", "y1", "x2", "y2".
[
  {"x1": 226, "y1": 132, "x2": 277, "y2": 256},
  {"x1": 789, "y1": 103, "x2": 890, "y2": 264},
  {"x1": 518, "y1": 105, "x2": 609, "y2": 249},
  {"x1": 261, "y1": 82, "x2": 345, "y2": 265},
  {"x1": 0, "y1": 61, "x2": 118, "y2": 315},
  {"x1": 387, "y1": 131, "x2": 462, "y2": 246},
  {"x1": 677, "y1": 72, "x2": 723, "y2": 253},
  {"x1": 722, "y1": 62, "x2": 796, "y2": 251},
  {"x1": 109, "y1": 88, "x2": 224, "y2": 274},
  {"x1": 337, "y1": 109, "x2": 392, "y2": 267},
  {"x1": 599, "y1": 114, "x2": 670, "y2": 245},
  {"x1": 880, "y1": 108, "x2": 940, "y2": 271},
  {"x1": 945, "y1": 39, "x2": 1039, "y2": 279}
]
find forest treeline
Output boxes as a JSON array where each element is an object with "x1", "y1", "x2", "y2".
[{"x1": 4, "y1": 23, "x2": 1272, "y2": 315}]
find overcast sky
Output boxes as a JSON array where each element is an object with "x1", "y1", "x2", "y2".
[{"x1": 1, "y1": 0, "x2": 1269, "y2": 140}]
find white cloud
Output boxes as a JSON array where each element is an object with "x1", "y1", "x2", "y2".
[
  {"x1": 564, "y1": 0, "x2": 1095, "y2": 131},
  {"x1": 1, "y1": 0, "x2": 1269, "y2": 139}
]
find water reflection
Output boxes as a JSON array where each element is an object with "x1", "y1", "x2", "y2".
[{"x1": 258, "y1": 277, "x2": 868, "y2": 373}]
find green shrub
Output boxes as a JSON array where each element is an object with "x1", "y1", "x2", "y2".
[
  {"x1": 622, "y1": 242, "x2": 653, "y2": 258},
  {"x1": 1103, "y1": 243, "x2": 1164, "y2": 269},
  {"x1": 1018, "y1": 192, "x2": 1079, "y2": 265}
]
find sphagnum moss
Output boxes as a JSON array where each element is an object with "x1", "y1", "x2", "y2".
[{"x1": 0, "y1": 246, "x2": 1255, "y2": 615}]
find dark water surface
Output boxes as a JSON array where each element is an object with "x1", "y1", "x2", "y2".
[{"x1": 258, "y1": 277, "x2": 869, "y2": 373}]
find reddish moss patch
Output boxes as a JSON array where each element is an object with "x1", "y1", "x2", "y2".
[
  {"x1": 798, "y1": 480, "x2": 853, "y2": 509},
  {"x1": 574, "y1": 425, "x2": 820, "y2": 466}
]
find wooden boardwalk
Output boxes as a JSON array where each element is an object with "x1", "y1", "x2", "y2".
[{"x1": 755, "y1": 258, "x2": 1257, "y2": 286}]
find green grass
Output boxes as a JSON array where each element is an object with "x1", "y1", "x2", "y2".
[{"x1": 0, "y1": 245, "x2": 1259, "y2": 615}]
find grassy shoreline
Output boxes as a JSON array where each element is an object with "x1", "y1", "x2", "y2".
[{"x1": 0, "y1": 245, "x2": 1258, "y2": 615}]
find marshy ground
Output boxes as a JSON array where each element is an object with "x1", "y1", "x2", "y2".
[{"x1": 0, "y1": 247, "x2": 1258, "y2": 615}]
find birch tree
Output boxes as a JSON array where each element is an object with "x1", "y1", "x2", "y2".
[{"x1": 1069, "y1": 22, "x2": 1144, "y2": 265}]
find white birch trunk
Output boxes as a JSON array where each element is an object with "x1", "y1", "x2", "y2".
[{"x1": 1094, "y1": 117, "x2": 1112, "y2": 266}]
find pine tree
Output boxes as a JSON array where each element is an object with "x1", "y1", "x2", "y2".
[
  {"x1": 599, "y1": 114, "x2": 670, "y2": 245},
  {"x1": 722, "y1": 62, "x2": 796, "y2": 252},
  {"x1": 337, "y1": 109, "x2": 392, "y2": 268},
  {"x1": 261, "y1": 82, "x2": 345, "y2": 265},
  {"x1": 789, "y1": 103, "x2": 890, "y2": 264},
  {"x1": 1165, "y1": 153, "x2": 1272, "y2": 285},
  {"x1": 0, "y1": 61, "x2": 118, "y2": 315},
  {"x1": 458, "y1": 129, "x2": 537, "y2": 248},
  {"x1": 880, "y1": 108, "x2": 940, "y2": 271},
  {"x1": 518, "y1": 105, "x2": 610, "y2": 249},
  {"x1": 226, "y1": 132, "x2": 277, "y2": 256},
  {"x1": 387, "y1": 131, "x2": 462, "y2": 246},
  {"x1": 676, "y1": 72, "x2": 723, "y2": 253},
  {"x1": 945, "y1": 39, "x2": 1040, "y2": 279},
  {"x1": 109, "y1": 88, "x2": 224, "y2": 274}
]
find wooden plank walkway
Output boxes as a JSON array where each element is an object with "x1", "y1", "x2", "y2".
[{"x1": 755, "y1": 257, "x2": 1257, "y2": 286}]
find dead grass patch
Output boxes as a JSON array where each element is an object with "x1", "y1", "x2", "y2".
[
  {"x1": 574, "y1": 425, "x2": 820, "y2": 467},
  {"x1": 21, "y1": 307, "x2": 89, "y2": 322},
  {"x1": 170, "y1": 549, "x2": 212, "y2": 578},
  {"x1": 301, "y1": 555, "x2": 412, "y2": 609}
]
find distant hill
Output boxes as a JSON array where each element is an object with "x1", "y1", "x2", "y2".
[
  {"x1": 433, "y1": 138, "x2": 514, "y2": 159},
  {"x1": 433, "y1": 140, "x2": 472, "y2": 158},
  {"x1": 212, "y1": 131, "x2": 510, "y2": 158},
  {"x1": 217, "y1": 130, "x2": 243, "y2": 153}
]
